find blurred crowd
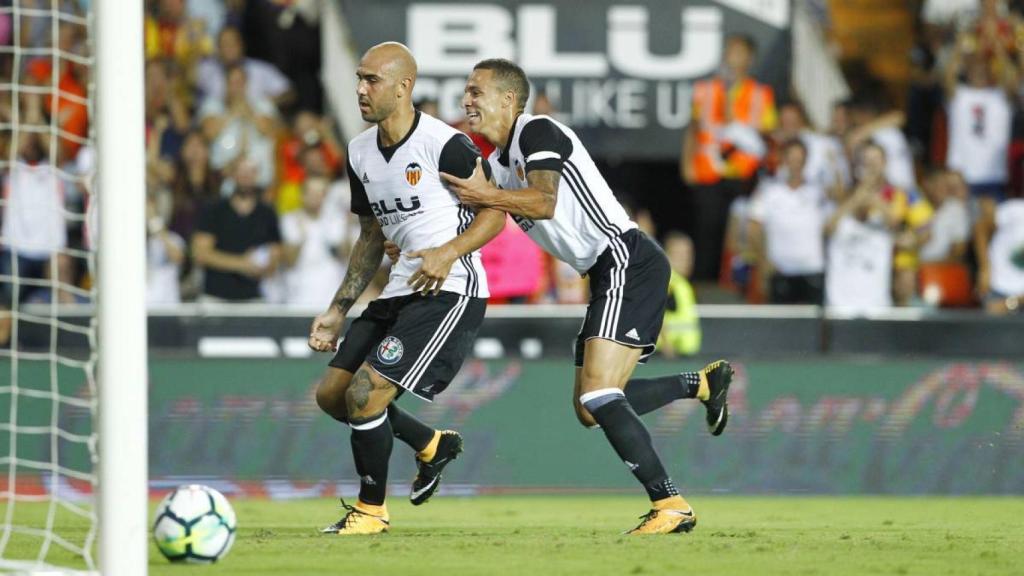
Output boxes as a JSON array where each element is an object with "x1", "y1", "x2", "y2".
[
  {"x1": 2, "y1": 0, "x2": 1024, "y2": 351},
  {"x1": 679, "y1": 0, "x2": 1024, "y2": 316}
]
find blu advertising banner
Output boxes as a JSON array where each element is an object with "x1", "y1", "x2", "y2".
[{"x1": 335, "y1": 0, "x2": 792, "y2": 159}]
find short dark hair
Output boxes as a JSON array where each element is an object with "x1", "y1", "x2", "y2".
[
  {"x1": 473, "y1": 58, "x2": 530, "y2": 112},
  {"x1": 727, "y1": 33, "x2": 758, "y2": 54}
]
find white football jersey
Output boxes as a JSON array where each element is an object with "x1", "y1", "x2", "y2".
[
  {"x1": 488, "y1": 114, "x2": 636, "y2": 274},
  {"x1": 347, "y1": 112, "x2": 489, "y2": 298}
]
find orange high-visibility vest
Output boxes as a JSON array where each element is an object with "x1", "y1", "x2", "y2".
[{"x1": 690, "y1": 77, "x2": 777, "y2": 185}]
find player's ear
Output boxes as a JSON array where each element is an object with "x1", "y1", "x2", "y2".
[
  {"x1": 503, "y1": 88, "x2": 515, "y2": 110},
  {"x1": 398, "y1": 76, "x2": 414, "y2": 98}
]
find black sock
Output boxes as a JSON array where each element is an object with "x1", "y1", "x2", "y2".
[
  {"x1": 387, "y1": 403, "x2": 435, "y2": 452},
  {"x1": 349, "y1": 412, "x2": 393, "y2": 506},
  {"x1": 624, "y1": 371, "x2": 701, "y2": 415},
  {"x1": 587, "y1": 394, "x2": 678, "y2": 501}
]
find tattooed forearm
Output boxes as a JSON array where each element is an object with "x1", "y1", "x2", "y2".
[
  {"x1": 485, "y1": 169, "x2": 559, "y2": 220},
  {"x1": 331, "y1": 215, "x2": 385, "y2": 314}
]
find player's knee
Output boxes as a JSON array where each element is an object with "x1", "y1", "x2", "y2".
[
  {"x1": 576, "y1": 388, "x2": 626, "y2": 429},
  {"x1": 315, "y1": 381, "x2": 348, "y2": 423},
  {"x1": 572, "y1": 398, "x2": 599, "y2": 428}
]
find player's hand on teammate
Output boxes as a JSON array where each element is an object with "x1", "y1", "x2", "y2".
[
  {"x1": 383, "y1": 240, "x2": 401, "y2": 265},
  {"x1": 441, "y1": 157, "x2": 492, "y2": 209},
  {"x1": 308, "y1": 308, "x2": 343, "y2": 352},
  {"x1": 406, "y1": 244, "x2": 458, "y2": 296}
]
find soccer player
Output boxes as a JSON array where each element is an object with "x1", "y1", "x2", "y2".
[
  {"x1": 441, "y1": 59, "x2": 734, "y2": 534},
  {"x1": 307, "y1": 43, "x2": 504, "y2": 535}
]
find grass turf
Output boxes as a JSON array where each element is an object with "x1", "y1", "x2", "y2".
[{"x1": 1, "y1": 496, "x2": 1022, "y2": 575}]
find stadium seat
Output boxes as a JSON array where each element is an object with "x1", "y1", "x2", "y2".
[{"x1": 918, "y1": 263, "x2": 974, "y2": 308}]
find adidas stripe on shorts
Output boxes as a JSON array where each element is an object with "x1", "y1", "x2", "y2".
[
  {"x1": 574, "y1": 229, "x2": 672, "y2": 367},
  {"x1": 330, "y1": 292, "x2": 486, "y2": 401}
]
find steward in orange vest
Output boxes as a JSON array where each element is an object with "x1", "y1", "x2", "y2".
[{"x1": 684, "y1": 36, "x2": 778, "y2": 185}]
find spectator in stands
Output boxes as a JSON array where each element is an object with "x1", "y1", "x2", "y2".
[
  {"x1": 144, "y1": 0, "x2": 213, "y2": 69},
  {"x1": 967, "y1": 0, "x2": 1020, "y2": 72},
  {"x1": 772, "y1": 101, "x2": 850, "y2": 192},
  {"x1": 749, "y1": 140, "x2": 830, "y2": 305},
  {"x1": 974, "y1": 196, "x2": 1024, "y2": 314},
  {"x1": 825, "y1": 144, "x2": 902, "y2": 312},
  {"x1": 169, "y1": 130, "x2": 221, "y2": 241},
  {"x1": 197, "y1": 26, "x2": 294, "y2": 109},
  {"x1": 845, "y1": 99, "x2": 918, "y2": 194},
  {"x1": 146, "y1": 193, "x2": 186, "y2": 306},
  {"x1": 721, "y1": 186, "x2": 756, "y2": 299},
  {"x1": 239, "y1": 0, "x2": 323, "y2": 112},
  {"x1": 200, "y1": 64, "x2": 279, "y2": 187},
  {"x1": 279, "y1": 176, "x2": 350, "y2": 306},
  {"x1": 24, "y1": 22, "x2": 89, "y2": 164},
  {"x1": 906, "y1": 15, "x2": 947, "y2": 161},
  {"x1": 682, "y1": 33, "x2": 777, "y2": 280},
  {"x1": 275, "y1": 110, "x2": 342, "y2": 213},
  {"x1": 0, "y1": 132, "x2": 68, "y2": 343},
  {"x1": 192, "y1": 159, "x2": 282, "y2": 302},
  {"x1": 944, "y1": 39, "x2": 1015, "y2": 203},
  {"x1": 550, "y1": 256, "x2": 588, "y2": 304},
  {"x1": 920, "y1": 169, "x2": 971, "y2": 263},
  {"x1": 658, "y1": 232, "x2": 700, "y2": 357}
]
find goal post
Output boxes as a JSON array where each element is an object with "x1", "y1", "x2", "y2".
[{"x1": 95, "y1": 0, "x2": 148, "y2": 573}]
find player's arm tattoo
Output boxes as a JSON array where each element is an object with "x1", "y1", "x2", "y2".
[
  {"x1": 521, "y1": 169, "x2": 560, "y2": 219},
  {"x1": 330, "y1": 214, "x2": 385, "y2": 314},
  {"x1": 483, "y1": 169, "x2": 560, "y2": 220}
]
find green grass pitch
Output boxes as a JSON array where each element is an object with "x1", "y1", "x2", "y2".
[{"x1": 3, "y1": 496, "x2": 1023, "y2": 575}]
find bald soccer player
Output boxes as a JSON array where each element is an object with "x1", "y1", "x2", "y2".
[
  {"x1": 442, "y1": 59, "x2": 734, "y2": 534},
  {"x1": 308, "y1": 43, "x2": 504, "y2": 535}
]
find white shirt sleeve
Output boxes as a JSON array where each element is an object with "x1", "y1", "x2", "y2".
[
  {"x1": 247, "y1": 59, "x2": 292, "y2": 99},
  {"x1": 280, "y1": 213, "x2": 302, "y2": 245},
  {"x1": 747, "y1": 187, "x2": 767, "y2": 223}
]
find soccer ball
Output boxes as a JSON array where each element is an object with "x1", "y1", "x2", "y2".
[{"x1": 153, "y1": 484, "x2": 237, "y2": 563}]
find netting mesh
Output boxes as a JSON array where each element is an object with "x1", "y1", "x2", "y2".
[{"x1": 0, "y1": 1, "x2": 98, "y2": 571}]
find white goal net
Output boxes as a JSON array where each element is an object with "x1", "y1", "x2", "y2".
[{"x1": 0, "y1": 1, "x2": 99, "y2": 572}]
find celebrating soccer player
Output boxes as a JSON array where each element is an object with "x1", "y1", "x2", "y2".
[
  {"x1": 441, "y1": 59, "x2": 734, "y2": 534},
  {"x1": 307, "y1": 43, "x2": 504, "y2": 535}
]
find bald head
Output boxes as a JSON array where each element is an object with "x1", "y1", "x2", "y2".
[
  {"x1": 363, "y1": 42, "x2": 417, "y2": 87},
  {"x1": 356, "y1": 42, "x2": 418, "y2": 123}
]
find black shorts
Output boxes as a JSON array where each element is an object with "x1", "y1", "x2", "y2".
[
  {"x1": 574, "y1": 229, "x2": 671, "y2": 367},
  {"x1": 329, "y1": 292, "x2": 487, "y2": 401}
]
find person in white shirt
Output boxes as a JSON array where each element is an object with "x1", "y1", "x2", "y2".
[
  {"x1": 847, "y1": 101, "x2": 918, "y2": 194},
  {"x1": 280, "y1": 177, "x2": 352, "y2": 306},
  {"x1": 306, "y1": 43, "x2": 507, "y2": 533},
  {"x1": 825, "y1": 144, "x2": 902, "y2": 313},
  {"x1": 774, "y1": 101, "x2": 850, "y2": 192},
  {"x1": 0, "y1": 133, "x2": 67, "y2": 344},
  {"x1": 196, "y1": 26, "x2": 294, "y2": 108},
  {"x1": 749, "y1": 140, "x2": 830, "y2": 304},
  {"x1": 442, "y1": 58, "x2": 735, "y2": 534},
  {"x1": 944, "y1": 43, "x2": 1015, "y2": 202},
  {"x1": 199, "y1": 65, "x2": 280, "y2": 187},
  {"x1": 975, "y1": 197, "x2": 1024, "y2": 314},
  {"x1": 919, "y1": 169, "x2": 970, "y2": 263},
  {"x1": 146, "y1": 194, "x2": 186, "y2": 306}
]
